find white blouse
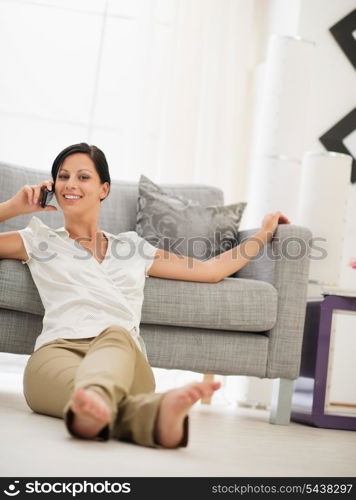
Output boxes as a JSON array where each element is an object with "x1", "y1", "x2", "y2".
[{"x1": 18, "y1": 216, "x2": 157, "y2": 353}]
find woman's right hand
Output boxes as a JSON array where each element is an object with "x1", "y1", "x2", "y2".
[
  {"x1": 260, "y1": 211, "x2": 290, "y2": 243},
  {"x1": 8, "y1": 180, "x2": 57, "y2": 216}
]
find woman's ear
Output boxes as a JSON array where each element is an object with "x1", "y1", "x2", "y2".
[{"x1": 100, "y1": 182, "x2": 110, "y2": 201}]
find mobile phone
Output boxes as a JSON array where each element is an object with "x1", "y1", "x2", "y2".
[{"x1": 40, "y1": 187, "x2": 54, "y2": 208}]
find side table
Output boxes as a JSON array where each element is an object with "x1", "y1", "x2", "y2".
[{"x1": 291, "y1": 294, "x2": 356, "y2": 430}]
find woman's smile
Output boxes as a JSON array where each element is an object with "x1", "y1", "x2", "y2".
[{"x1": 63, "y1": 194, "x2": 83, "y2": 203}]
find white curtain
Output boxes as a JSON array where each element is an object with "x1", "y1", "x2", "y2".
[{"x1": 0, "y1": 0, "x2": 257, "y2": 205}]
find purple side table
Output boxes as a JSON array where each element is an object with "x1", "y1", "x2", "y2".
[{"x1": 291, "y1": 295, "x2": 356, "y2": 430}]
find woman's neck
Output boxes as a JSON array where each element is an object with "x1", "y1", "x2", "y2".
[{"x1": 64, "y1": 218, "x2": 102, "y2": 241}]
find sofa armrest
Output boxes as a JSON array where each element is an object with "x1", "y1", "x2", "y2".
[{"x1": 237, "y1": 224, "x2": 312, "y2": 379}]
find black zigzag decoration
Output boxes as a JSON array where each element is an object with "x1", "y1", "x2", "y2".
[
  {"x1": 319, "y1": 108, "x2": 356, "y2": 184},
  {"x1": 329, "y1": 9, "x2": 356, "y2": 70},
  {"x1": 321, "y1": 10, "x2": 356, "y2": 183}
]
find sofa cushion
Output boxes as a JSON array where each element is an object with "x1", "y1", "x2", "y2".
[
  {"x1": 0, "y1": 259, "x2": 44, "y2": 315},
  {"x1": 0, "y1": 260, "x2": 277, "y2": 332},
  {"x1": 136, "y1": 174, "x2": 246, "y2": 260},
  {"x1": 142, "y1": 277, "x2": 277, "y2": 332}
]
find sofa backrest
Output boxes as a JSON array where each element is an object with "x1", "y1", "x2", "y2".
[{"x1": 0, "y1": 162, "x2": 224, "y2": 234}]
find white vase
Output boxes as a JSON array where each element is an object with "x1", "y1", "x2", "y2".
[
  {"x1": 245, "y1": 35, "x2": 315, "y2": 228},
  {"x1": 297, "y1": 151, "x2": 352, "y2": 286}
]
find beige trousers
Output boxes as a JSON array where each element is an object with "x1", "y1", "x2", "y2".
[{"x1": 23, "y1": 325, "x2": 188, "y2": 448}]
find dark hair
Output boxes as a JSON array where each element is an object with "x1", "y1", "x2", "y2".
[{"x1": 51, "y1": 143, "x2": 111, "y2": 202}]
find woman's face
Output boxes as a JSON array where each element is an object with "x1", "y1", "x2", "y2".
[{"x1": 55, "y1": 153, "x2": 109, "y2": 215}]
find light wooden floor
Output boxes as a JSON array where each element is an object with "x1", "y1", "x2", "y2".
[{"x1": 1, "y1": 354, "x2": 355, "y2": 477}]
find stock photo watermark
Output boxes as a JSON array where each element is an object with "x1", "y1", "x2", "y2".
[
  {"x1": 26, "y1": 232, "x2": 328, "y2": 269},
  {"x1": 2, "y1": 479, "x2": 131, "y2": 497}
]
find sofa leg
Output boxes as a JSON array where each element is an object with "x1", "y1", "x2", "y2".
[
  {"x1": 201, "y1": 374, "x2": 215, "y2": 404},
  {"x1": 269, "y1": 378, "x2": 294, "y2": 425}
]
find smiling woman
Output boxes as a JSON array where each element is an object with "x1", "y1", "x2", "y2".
[
  {"x1": 0, "y1": 142, "x2": 288, "y2": 450},
  {"x1": 0, "y1": 142, "x2": 226, "y2": 449}
]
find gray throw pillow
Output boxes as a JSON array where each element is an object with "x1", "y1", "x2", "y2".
[{"x1": 136, "y1": 175, "x2": 246, "y2": 260}]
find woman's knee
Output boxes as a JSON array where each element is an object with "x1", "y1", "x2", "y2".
[{"x1": 23, "y1": 349, "x2": 77, "y2": 417}]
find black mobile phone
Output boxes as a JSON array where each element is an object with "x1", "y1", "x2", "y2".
[{"x1": 40, "y1": 187, "x2": 54, "y2": 208}]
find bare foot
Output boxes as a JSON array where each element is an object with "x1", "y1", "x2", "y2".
[
  {"x1": 154, "y1": 380, "x2": 221, "y2": 448},
  {"x1": 69, "y1": 388, "x2": 112, "y2": 439}
]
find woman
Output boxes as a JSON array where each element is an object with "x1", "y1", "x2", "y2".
[{"x1": 0, "y1": 143, "x2": 289, "y2": 448}]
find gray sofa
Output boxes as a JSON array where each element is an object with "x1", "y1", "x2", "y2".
[{"x1": 0, "y1": 161, "x2": 311, "y2": 424}]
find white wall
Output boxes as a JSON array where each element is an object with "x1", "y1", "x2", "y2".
[{"x1": 298, "y1": 0, "x2": 356, "y2": 291}]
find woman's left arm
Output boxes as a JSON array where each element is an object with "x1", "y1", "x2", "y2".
[{"x1": 148, "y1": 211, "x2": 290, "y2": 283}]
